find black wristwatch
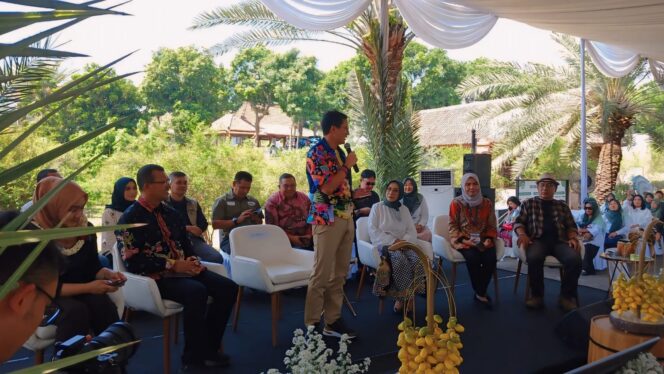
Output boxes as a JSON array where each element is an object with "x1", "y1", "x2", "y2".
[{"x1": 232, "y1": 217, "x2": 238, "y2": 226}]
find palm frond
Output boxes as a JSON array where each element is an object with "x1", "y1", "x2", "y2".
[
  {"x1": 191, "y1": 0, "x2": 291, "y2": 30},
  {"x1": 208, "y1": 28, "x2": 353, "y2": 56}
]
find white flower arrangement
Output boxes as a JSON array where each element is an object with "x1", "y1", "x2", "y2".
[
  {"x1": 265, "y1": 326, "x2": 371, "y2": 374},
  {"x1": 616, "y1": 352, "x2": 663, "y2": 374}
]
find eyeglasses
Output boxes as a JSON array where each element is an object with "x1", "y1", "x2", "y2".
[
  {"x1": 584, "y1": 206, "x2": 593, "y2": 211},
  {"x1": 538, "y1": 182, "x2": 556, "y2": 188},
  {"x1": 149, "y1": 180, "x2": 169, "y2": 185},
  {"x1": 34, "y1": 284, "x2": 60, "y2": 327},
  {"x1": 365, "y1": 182, "x2": 376, "y2": 186}
]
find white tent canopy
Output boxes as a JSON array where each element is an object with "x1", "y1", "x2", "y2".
[{"x1": 259, "y1": 0, "x2": 664, "y2": 78}]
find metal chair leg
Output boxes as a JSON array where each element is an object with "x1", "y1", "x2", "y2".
[{"x1": 232, "y1": 286, "x2": 244, "y2": 332}]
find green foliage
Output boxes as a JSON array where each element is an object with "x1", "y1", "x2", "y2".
[
  {"x1": 42, "y1": 63, "x2": 142, "y2": 142},
  {"x1": 141, "y1": 47, "x2": 233, "y2": 122},
  {"x1": 318, "y1": 54, "x2": 371, "y2": 113},
  {"x1": 634, "y1": 82, "x2": 664, "y2": 152},
  {"x1": 403, "y1": 42, "x2": 466, "y2": 110},
  {"x1": 421, "y1": 146, "x2": 466, "y2": 186},
  {"x1": 0, "y1": 134, "x2": 62, "y2": 209},
  {"x1": 272, "y1": 50, "x2": 324, "y2": 132},
  {"x1": 82, "y1": 130, "x2": 319, "y2": 213}
]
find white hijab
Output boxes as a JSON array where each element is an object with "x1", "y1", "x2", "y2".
[{"x1": 461, "y1": 173, "x2": 483, "y2": 208}]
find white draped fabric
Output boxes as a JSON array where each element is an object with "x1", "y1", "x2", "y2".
[
  {"x1": 258, "y1": 0, "x2": 664, "y2": 77},
  {"x1": 586, "y1": 41, "x2": 641, "y2": 78},
  {"x1": 259, "y1": 0, "x2": 371, "y2": 31},
  {"x1": 393, "y1": 0, "x2": 497, "y2": 49},
  {"x1": 650, "y1": 60, "x2": 664, "y2": 89}
]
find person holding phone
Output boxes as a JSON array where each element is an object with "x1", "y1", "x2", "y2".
[
  {"x1": 32, "y1": 177, "x2": 124, "y2": 343},
  {"x1": 265, "y1": 173, "x2": 313, "y2": 250},
  {"x1": 117, "y1": 164, "x2": 238, "y2": 370},
  {"x1": 212, "y1": 171, "x2": 263, "y2": 255}
]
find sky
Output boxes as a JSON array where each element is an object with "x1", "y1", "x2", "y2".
[{"x1": 1, "y1": 0, "x2": 568, "y2": 84}]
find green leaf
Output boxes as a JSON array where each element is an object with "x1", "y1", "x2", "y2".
[
  {"x1": 0, "y1": 51, "x2": 136, "y2": 131},
  {"x1": 0, "y1": 116, "x2": 132, "y2": 187},
  {"x1": 0, "y1": 151, "x2": 104, "y2": 233},
  {"x1": 0, "y1": 96, "x2": 76, "y2": 161},
  {"x1": 9, "y1": 341, "x2": 140, "y2": 374},
  {"x1": 0, "y1": 223, "x2": 145, "y2": 247},
  {"x1": 0, "y1": 239, "x2": 51, "y2": 300}
]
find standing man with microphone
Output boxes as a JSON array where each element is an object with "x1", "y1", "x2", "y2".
[{"x1": 304, "y1": 110, "x2": 358, "y2": 338}]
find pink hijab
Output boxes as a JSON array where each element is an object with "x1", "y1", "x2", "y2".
[{"x1": 32, "y1": 176, "x2": 88, "y2": 229}]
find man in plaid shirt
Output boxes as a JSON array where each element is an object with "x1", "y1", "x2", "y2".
[{"x1": 514, "y1": 173, "x2": 582, "y2": 312}]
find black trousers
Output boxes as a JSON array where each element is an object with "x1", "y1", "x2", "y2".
[
  {"x1": 157, "y1": 270, "x2": 238, "y2": 364},
  {"x1": 55, "y1": 293, "x2": 119, "y2": 342},
  {"x1": 582, "y1": 244, "x2": 600, "y2": 273},
  {"x1": 526, "y1": 240, "x2": 582, "y2": 298},
  {"x1": 459, "y1": 246, "x2": 497, "y2": 297}
]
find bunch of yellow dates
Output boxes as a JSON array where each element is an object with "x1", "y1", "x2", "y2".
[
  {"x1": 396, "y1": 314, "x2": 464, "y2": 374},
  {"x1": 612, "y1": 272, "x2": 664, "y2": 322}
]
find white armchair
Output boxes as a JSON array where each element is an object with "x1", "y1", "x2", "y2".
[
  {"x1": 432, "y1": 215, "x2": 505, "y2": 300},
  {"x1": 354, "y1": 216, "x2": 434, "y2": 300},
  {"x1": 513, "y1": 239, "x2": 585, "y2": 301},
  {"x1": 22, "y1": 285, "x2": 125, "y2": 364},
  {"x1": 111, "y1": 244, "x2": 183, "y2": 374},
  {"x1": 229, "y1": 224, "x2": 313, "y2": 347}
]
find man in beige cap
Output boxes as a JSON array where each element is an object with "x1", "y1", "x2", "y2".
[{"x1": 513, "y1": 173, "x2": 582, "y2": 312}]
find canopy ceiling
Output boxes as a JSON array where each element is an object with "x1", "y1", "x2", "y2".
[{"x1": 260, "y1": 0, "x2": 664, "y2": 77}]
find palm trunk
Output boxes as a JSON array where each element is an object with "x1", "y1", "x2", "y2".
[
  {"x1": 595, "y1": 116, "x2": 631, "y2": 202},
  {"x1": 594, "y1": 142, "x2": 622, "y2": 202}
]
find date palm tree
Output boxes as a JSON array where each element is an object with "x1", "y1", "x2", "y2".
[
  {"x1": 191, "y1": 0, "x2": 422, "y2": 186},
  {"x1": 458, "y1": 34, "x2": 660, "y2": 201}
]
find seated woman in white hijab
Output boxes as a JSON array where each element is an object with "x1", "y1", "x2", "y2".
[
  {"x1": 402, "y1": 177, "x2": 432, "y2": 242},
  {"x1": 368, "y1": 180, "x2": 432, "y2": 313}
]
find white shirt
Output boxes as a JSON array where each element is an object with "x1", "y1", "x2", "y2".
[
  {"x1": 619, "y1": 207, "x2": 652, "y2": 235},
  {"x1": 368, "y1": 203, "x2": 418, "y2": 248},
  {"x1": 101, "y1": 207, "x2": 123, "y2": 255},
  {"x1": 408, "y1": 197, "x2": 429, "y2": 226}
]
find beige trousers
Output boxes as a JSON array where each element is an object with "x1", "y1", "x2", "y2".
[{"x1": 304, "y1": 217, "x2": 354, "y2": 326}]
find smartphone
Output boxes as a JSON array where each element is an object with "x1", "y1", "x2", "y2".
[
  {"x1": 107, "y1": 279, "x2": 126, "y2": 287},
  {"x1": 252, "y1": 208, "x2": 263, "y2": 216}
]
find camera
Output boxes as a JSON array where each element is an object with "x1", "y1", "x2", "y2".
[{"x1": 53, "y1": 322, "x2": 138, "y2": 373}]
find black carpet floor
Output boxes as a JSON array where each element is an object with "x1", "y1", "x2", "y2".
[{"x1": 2, "y1": 262, "x2": 607, "y2": 374}]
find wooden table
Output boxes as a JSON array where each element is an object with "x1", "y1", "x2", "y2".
[{"x1": 589, "y1": 315, "x2": 664, "y2": 363}]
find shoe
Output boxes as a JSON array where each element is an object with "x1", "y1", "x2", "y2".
[
  {"x1": 203, "y1": 352, "x2": 230, "y2": 368},
  {"x1": 558, "y1": 296, "x2": 578, "y2": 313},
  {"x1": 178, "y1": 363, "x2": 204, "y2": 373},
  {"x1": 581, "y1": 269, "x2": 596, "y2": 276},
  {"x1": 525, "y1": 296, "x2": 544, "y2": 309},
  {"x1": 474, "y1": 294, "x2": 493, "y2": 309},
  {"x1": 323, "y1": 318, "x2": 357, "y2": 339}
]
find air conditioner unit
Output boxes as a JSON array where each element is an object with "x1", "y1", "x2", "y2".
[{"x1": 419, "y1": 169, "x2": 455, "y2": 226}]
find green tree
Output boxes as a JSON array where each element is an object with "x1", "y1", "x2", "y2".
[
  {"x1": 141, "y1": 47, "x2": 232, "y2": 123},
  {"x1": 318, "y1": 54, "x2": 371, "y2": 114},
  {"x1": 272, "y1": 50, "x2": 324, "y2": 139},
  {"x1": 402, "y1": 42, "x2": 466, "y2": 110},
  {"x1": 42, "y1": 63, "x2": 142, "y2": 142},
  {"x1": 230, "y1": 46, "x2": 276, "y2": 146},
  {"x1": 458, "y1": 34, "x2": 662, "y2": 201},
  {"x1": 192, "y1": 1, "x2": 422, "y2": 189}
]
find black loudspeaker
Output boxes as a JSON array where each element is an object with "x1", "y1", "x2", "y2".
[
  {"x1": 463, "y1": 154, "x2": 492, "y2": 188},
  {"x1": 454, "y1": 187, "x2": 495, "y2": 204},
  {"x1": 555, "y1": 299, "x2": 613, "y2": 352}
]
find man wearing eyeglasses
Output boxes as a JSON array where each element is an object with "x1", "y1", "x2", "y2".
[
  {"x1": 0, "y1": 211, "x2": 63, "y2": 363},
  {"x1": 352, "y1": 169, "x2": 380, "y2": 219},
  {"x1": 117, "y1": 164, "x2": 238, "y2": 371},
  {"x1": 514, "y1": 173, "x2": 582, "y2": 312}
]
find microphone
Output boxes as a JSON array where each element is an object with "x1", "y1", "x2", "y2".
[{"x1": 343, "y1": 143, "x2": 359, "y2": 173}]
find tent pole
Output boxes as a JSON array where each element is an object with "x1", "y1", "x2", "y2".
[{"x1": 580, "y1": 38, "x2": 588, "y2": 203}]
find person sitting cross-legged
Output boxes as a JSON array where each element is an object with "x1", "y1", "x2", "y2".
[
  {"x1": 167, "y1": 171, "x2": 223, "y2": 263},
  {"x1": 264, "y1": 173, "x2": 313, "y2": 250},
  {"x1": 514, "y1": 173, "x2": 582, "y2": 312},
  {"x1": 117, "y1": 164, "x2": 238, "y2": 371}
]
